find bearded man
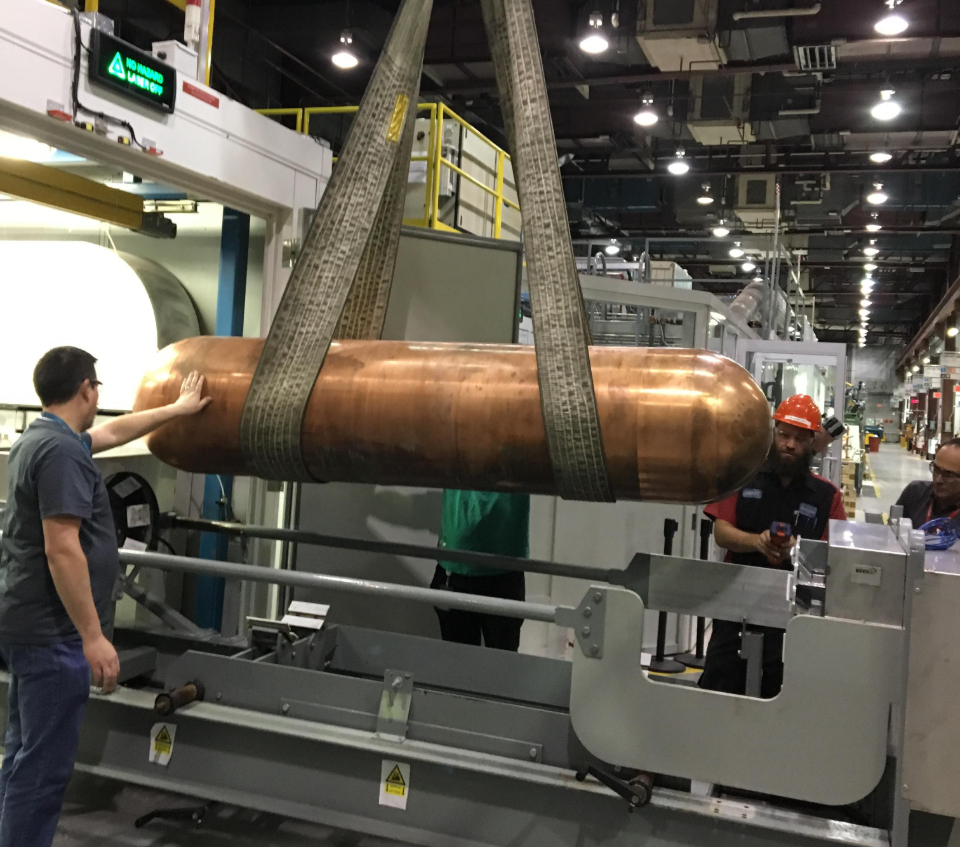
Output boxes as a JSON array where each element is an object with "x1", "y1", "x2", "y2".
[{"x1": 697, "y1": 394, "x2": 847, "y2": 699}]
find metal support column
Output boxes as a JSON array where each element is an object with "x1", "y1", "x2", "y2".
[{"x1": 196, "y1": 207, "x2": 250, "y2": 630}]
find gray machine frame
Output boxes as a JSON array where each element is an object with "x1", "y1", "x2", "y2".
[{"x1": 0, "y1": 516, "x2": 924, "y2": 847}]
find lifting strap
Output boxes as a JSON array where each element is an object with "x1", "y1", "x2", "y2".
[
  {"x1": 480, "y1": 0, "x2": 613, "y2": 501},
  {"x1": 239, "y1": 0, "x2": 431, "y2": 480},
  {"x1": 239, "y1": 0, "x2": 614, "y2": 501}
]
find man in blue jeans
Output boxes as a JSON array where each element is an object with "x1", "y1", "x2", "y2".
[{"x1": 0, "y1": 346, "x2": 210, "y2": 847}]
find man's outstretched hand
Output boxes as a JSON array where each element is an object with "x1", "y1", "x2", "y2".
[{"x1": 173, "y1": 371, "x2": 213, "y2": 416}]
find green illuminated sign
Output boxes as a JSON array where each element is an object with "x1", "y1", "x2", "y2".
[{"x1": 89, "y1": 31, "x2": 176, "y2": 114}]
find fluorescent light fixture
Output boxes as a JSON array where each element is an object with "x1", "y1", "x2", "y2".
[
  {"x1": 870, "y1": 151, "x2": 893, "y2": 164},
  {"x1": 697, "y1": 183, "x2": 714, "y2": 205},
  {"x1": 604, "y1": 241, "x2": 620, "y2": 255},
  {"x1": 712, "y1": 221, "x2": 730, "y2": 238},
  {"x1": 729, "y1": 242, "x2": 744, "y2": 258},
  {"x1": 948, "y1": 326, "x2": 960, "y2": 338},
  {"x1": 667, "y1": 148, "x2": 689, "y2": 175},
  {"x1": 579, "y1": 11, "x2": 609, "y2": 54},
  {"x1": 633, "y1": 93, "x2": 658, "y2": 127},
  {"x1": 875, "y1": 12, "x2": 908, "y2": 35},
  {"x1": 864, "y1": 262, "x2": 878, "y2": 271},
  {"x1": 332, "y1": 30, "x2": 358, "y2": 69},
  {"x1": 742, "y1": 260, "x2": 756, "y2": 272},
  {"x1": 866, "y1": 183, "x2": 888, "y2": 204},
  {"x1": 0, "y1": 129, "x2": 55, "y2": 161},
  {"x1": 871, "y1": 89, "x2": 901, "y2": 121}
]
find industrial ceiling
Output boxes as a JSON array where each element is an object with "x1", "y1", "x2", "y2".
[{"x1": 100, "y1": 0, "x2": 960, "y2": 354}]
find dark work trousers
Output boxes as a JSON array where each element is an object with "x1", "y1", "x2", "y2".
[
  {"x1": 430, "y1": 565, "x2": 525, "y2": 651},
  {"x1": 698, "y1": 620, "x2": 785, "y2": 699},
  {"x1": 0, "y1": 640, "x2": 90, "y2": 847}
]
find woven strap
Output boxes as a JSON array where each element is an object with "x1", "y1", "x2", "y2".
[
  {"x1": 239, "y1": 0, "x2": 432, "y2": 481},
  {"x1": 480, "y1": 0, "x2": 614, "y2": 501}
]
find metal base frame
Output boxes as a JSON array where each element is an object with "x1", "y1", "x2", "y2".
[{"x1": 7, "y1": 683, "x2": 887, "y2": 847}]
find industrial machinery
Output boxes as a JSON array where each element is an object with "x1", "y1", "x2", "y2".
[{"x1": 0, "y1": 508, "x2": 924, "y2": 847}]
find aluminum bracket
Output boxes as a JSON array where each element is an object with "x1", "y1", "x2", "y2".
[{"x1": 376, "y1": 669, "x2": 413, "y2": 741}]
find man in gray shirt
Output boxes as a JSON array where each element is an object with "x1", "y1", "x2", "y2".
[{"x1": 0, "y1": 346, "x2": 210, "y2": 847}]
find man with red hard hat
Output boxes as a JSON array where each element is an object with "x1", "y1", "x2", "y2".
[{"x1": 699, "y1": 394, "x2": 847, "y2": 699}]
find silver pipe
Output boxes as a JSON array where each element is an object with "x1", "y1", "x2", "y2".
[
  {"x1": 121, "y1": 577, "x2": 206, "y2": 636},
  {"x1": 119, "y1": 549, "x2": 562, "y2": 624},
  {"x1": 766, "y1": 180, "x2": 783, "y2": 338},
  {"x1": 733, "y1": 3, "x2": 820, "y2": 20}
]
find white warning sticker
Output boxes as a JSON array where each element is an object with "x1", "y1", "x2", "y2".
[
  {"x1": 127, "y1": 504, "x2": 152, "y2": 528},
  {"x1": 149, "y1": 723, "x2": 176, "y2": 766},
  {"x1": 379, "y1": 760, "x2": 410, "y2": 810},
  {"x1": 112, "y1": 476, "x2": 142, "y2": 499}
]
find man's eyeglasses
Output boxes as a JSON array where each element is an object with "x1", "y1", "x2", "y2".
[{"x1": 929, "y1": 461, "x2": 960, "y2": 482}]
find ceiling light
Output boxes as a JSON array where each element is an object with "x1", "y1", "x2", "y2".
[
  {"x1": 875, "y1": 4, "x2": 908, "y2": 37},
  {"x1": 864, "y1": 262, "x2": 878, "y2": 271},
  {"x1": 923, "y1": 356, "x2": 931, "y2": 365},
  {"x1": 742, "y1": 260, "x2": 756, "y2": 272},
  {"x1": 0, "y1": 129, "x2": 55, "y2": 161},
  {"x1": 871, "y1": 89, "x2": 901, "y2": 121},
  {"x1": 712, "y1": 220, "x2": 730, "y2": 238},
  {"x1": 860, "y1": 308, "x2": 870, "y2": 318},
  {"x1": 729, "y1": 242, "x2": 744, "y2": 258},
  {"x1": 864, "y1": 239, "x2": 880, "y2": 256},
  {"x1": 604, "y1": 240, "x2": 620, "y2": 255},
  {"x1": 579, "y1": 11, "x2": 609, "y2": 54},
  {"x1": 697, "y1": 183, "x2": 714, "y2": 205},
  {"x1": 912, "y1": 365, "x2": 919, "y2": 373},
  {"x1": 332, "y1": 29, "x2": 358, "y2": 69},
  {"x1": 866, "y1": 183, "x2": 888, "y2": 205},
  {"x1": 948, "y1": 327, "x2": 960, "y2": 338},
  {"x1": 861, "y1": 298, "x2": 872, "y2": 307},
  {"x1": 633, "y1": 93, "x2": 658, "y2": 127},
  {"x1": 866, "y1": 222, "x2": 882, "y2": 232},
  {"x1": 667, "y1": 148, "x2": 690, "y2": 175},
  {"x1": 752, "y1": 275, "x2": 763, "y2": 283},
  {"x1": 859, "y1": 341, "x2": 867, "y2": 347},
  {"x1": 870, "y1": 151, "x2": 893, "y2": 164}
]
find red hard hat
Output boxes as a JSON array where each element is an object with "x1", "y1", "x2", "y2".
[{"x1": 772, "y1": 394, "x2": 822, "y2": 432}]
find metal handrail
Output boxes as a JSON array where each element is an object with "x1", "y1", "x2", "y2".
[{"x1": 256, "y1": 102, "x2": 518, "y2": 238}]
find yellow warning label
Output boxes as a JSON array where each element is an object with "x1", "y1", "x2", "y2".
[
  {"x1": 385, "y1": 764, "x2": 406, "y2": 795},
  {"x1": 153, "y1": 726, "x2": 173, "y2": 756},
  {"x1": 386, "y1": 94, "x2": 409, "y2": 143}
]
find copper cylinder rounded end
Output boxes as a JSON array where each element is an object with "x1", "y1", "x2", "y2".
[{"x1": 135, "y1": 337, "x2": 772, "y2": 504}]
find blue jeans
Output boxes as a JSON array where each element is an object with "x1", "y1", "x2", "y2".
[{"x1": 0, "y1": 641, "x2": 90, "y2": 847}]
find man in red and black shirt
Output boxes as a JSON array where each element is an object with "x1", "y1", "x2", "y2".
[{"x1": 700, "y1": 394, "x2": 847, "y2": 699}]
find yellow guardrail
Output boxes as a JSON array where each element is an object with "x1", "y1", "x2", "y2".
[{"x1": 257, "y1": 102, "x2": 518, "y2": 238}]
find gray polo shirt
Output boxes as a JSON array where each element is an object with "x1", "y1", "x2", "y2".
[{"x1": 0, "y1": 415, "x2": 119, "y2": 644}]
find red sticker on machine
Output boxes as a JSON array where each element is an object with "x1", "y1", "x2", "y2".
[{"x1": 182, "y1": 81, "x2": 220, "y2": 108}]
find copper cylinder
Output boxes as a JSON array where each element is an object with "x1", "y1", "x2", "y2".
[{"x1": 134, "y1": 337, "x2": 772, "y2": 503}]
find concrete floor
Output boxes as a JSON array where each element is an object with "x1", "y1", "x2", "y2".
[{"x1": 857, "y1": 442, "x2": 929, "y2": 518}]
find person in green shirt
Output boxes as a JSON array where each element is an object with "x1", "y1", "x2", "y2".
[{"x1": 430, "y1": 489, "x2": 530, "y2": 651}]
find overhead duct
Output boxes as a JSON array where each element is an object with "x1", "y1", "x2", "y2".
[
  {"x1": 732, "y1": 3, "x2": 821, "y2": 21},
  {"x1": 635, "y1": 0, "x2": 726, "y2": 72}
]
